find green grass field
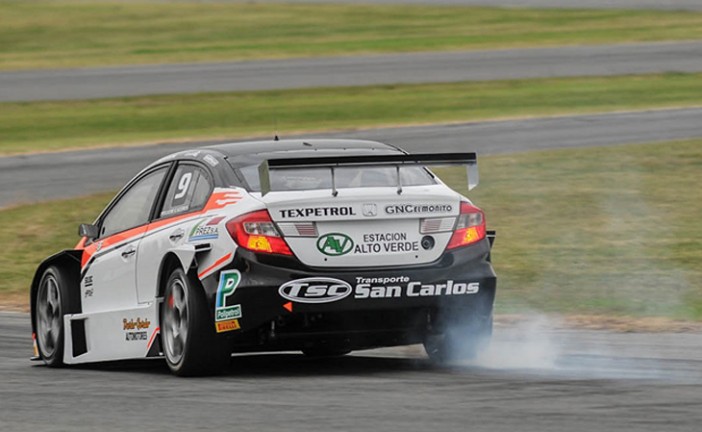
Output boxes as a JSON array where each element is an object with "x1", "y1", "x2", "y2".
[
  {"x1": 2, "y1": 1, "x2": 702, "y2": 70},
  {"x1": 2, "y1": 72, "x2": 702, "y2": 155},
  {"x1": 2, "y1": 139, "x2": 700, "y2": 319},
  {"x1": 450, "y1": 140, "x2": 702, "y2": 318}
]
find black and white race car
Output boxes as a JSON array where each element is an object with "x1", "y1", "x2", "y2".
[{"x1": 30, "y1": 139, "x2": 497, "y2": 376}]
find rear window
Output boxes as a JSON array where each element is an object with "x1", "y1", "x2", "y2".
[{"x1": 239, "y1": 165, "x2": 436, "y2": 192}]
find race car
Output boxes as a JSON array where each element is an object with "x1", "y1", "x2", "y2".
[{"x1": 30, "y1": 139, "x2": 497, "y2": 376}]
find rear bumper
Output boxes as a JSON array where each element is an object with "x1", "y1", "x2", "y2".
[{"x1": 201, "y1": 237, "x2": 496, "y2": 350}]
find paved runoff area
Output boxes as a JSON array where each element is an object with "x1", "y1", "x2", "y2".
[
  {"x1": 2, "y1": 107, "x2": 701, "y2": 208},
  {"x1": 2, "y1": 312, "x2": 702, "y2": 431},
  {"x1": 2, "y1": 42, "x2": 702, "y2": 102}
]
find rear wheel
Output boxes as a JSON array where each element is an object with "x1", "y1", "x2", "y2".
[
  {"x1": 424, "y1": 313, "x2": 492, "y2": 365},
  {"x1": 161, "y1": 268, "x2": 230, "y2": 376},
  {"x1": 35, "y1": 266, "x2": 78, "y2": 367}
]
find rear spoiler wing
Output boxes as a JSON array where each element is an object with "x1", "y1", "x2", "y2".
[{"x1": 259, "y1": 152, "x2": 478, "y2": 196}]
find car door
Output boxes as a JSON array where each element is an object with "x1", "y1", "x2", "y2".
[
  {"x1": 82, "y1": 166, "x2": 170, "y2": 313},
  {"x1": 136, "y1": 162, "x2": 214, "y2": 303}
]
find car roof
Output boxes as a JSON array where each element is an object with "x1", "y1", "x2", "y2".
[
  {"x1": 204, "y1": 139, "x2": 403, "y2": 165},
  {"x1": 146, "y1": 139, "x2": 406, "y2": 185}
]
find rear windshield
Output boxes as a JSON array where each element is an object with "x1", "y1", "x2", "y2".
[{"x1": 239, "y1": 165, "x2": 436, "y2": 192}]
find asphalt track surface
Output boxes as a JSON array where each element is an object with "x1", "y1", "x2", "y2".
[
  {"x1": 245, "y1": 0, "x2": 702, "y2": 10},
  {"x1": 2, "y1": 311, "x2": 702, "y2": 431},
  {"x1": 3, "y1": 42, "x2": 702, "y2": 102},
  {"x1": 2, "y1": 107, "x2": 701, "y2": 208}
]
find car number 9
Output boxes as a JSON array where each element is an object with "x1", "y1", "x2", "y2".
[{"x1": 174, "y1": 172, "x2": 193, "y2": 200}]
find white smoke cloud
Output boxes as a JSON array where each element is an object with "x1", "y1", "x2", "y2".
[
  {"x1": 449, "y1": 314, "x2": 698, "y2": 382},
  {"x1": 469, "y1": 314, "x2": 560, "y2": 370}
]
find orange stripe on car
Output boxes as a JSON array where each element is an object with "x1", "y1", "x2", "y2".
[
  {"x1": 204, "y1": 191, "x2": 242, "y2": 211},
  {"x1": 147, "y1": 327, "x2": 160, "y2": 351},
  {"x1": 76, "y1": 188, "x2": 243, "y2": 268},
  {"x1": 198, "y1": 253, "x2": 233, "y2": 279},
  {"x1": 80, "y1": 225, "x2": 149, "y2": 268}
]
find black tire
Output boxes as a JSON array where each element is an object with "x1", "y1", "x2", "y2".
[
  {"x1": 424, "y1": 314, "x2": 493, "y2": 365},
  {"x1": 34, "y1": 266, "x2": 79, "y2": 367},
  {"x1": 161, "y1": 268, "x2": 230, "y2": 376}
]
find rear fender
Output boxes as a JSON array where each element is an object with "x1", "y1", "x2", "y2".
[
  {"x1": 157, "y1": 243, "x2": 213, "y2": 298},
  {"x1": 170, "y1": 244, "x2": 197, "y2": 273}
]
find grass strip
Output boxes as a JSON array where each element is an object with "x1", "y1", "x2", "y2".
[
  {"x1": 0, "y1": 191, "x2": 114, "y2": 307},
  {"x1": 2, "y1": 140, "x2": 701, "y2": 319},
  {"x1": 2, "y1": 1, "x2": 702, "y2": 70},
  {"x1": 2, "y1": 72, "x2": 702, "y2": 155},
  {"x1": 466, "y1": 139, "x2": 702, "y2": 319}
]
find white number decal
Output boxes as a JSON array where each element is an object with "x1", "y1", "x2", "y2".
[{"x1": 174, "y1": 172, "x2": 193, "y2": 200}]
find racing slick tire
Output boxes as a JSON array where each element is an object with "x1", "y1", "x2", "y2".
[
  {"x1": 424, "y1": 313, "x2": 492, "y2": 365},
  {"x1": 161, "y1": 268, "x2": 230, "y2": 376},
  {"x1": 34, "y1": 266, "x2": 79, "y2": 367}
]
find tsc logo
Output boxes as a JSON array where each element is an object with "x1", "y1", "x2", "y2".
[
  {"x1": 316, "y1": 233, "x2": 354, "y2": 256},
  {"x1": 279, "y1": 278, "x2": 352, "y2": 304}
]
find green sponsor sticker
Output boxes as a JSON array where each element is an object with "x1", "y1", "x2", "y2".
[
  {"x1": 215, "y1": 270, "x2": 241, "y2": 308},
  {"x1": 215, "y1": 305, "x2": 242, "y2": 321},
  {"x1": 317, "y1": 233, "x2": 354, "y2": 256},
  {"x1": 214, "y1": 270, "x2": 242, "y2": 321}
]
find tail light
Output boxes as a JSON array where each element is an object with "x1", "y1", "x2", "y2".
[
  {"x1": 226, "y1": 210, "x2": 293, "y2": 256},
  {"x1": 446, "y1": 202, "x2": 486, "y2": 249}
]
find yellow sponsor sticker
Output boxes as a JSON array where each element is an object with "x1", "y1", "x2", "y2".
[{"x1": 215, "y1": 319, "x2": 240, "y2": 333}]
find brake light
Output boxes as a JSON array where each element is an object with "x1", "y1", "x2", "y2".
[
  {"x1": 446, "y1": 202, "x2": 486, "y2": 249},
  {"x1": 226, "y1": 210, "x2": 293, "y2": 256}
]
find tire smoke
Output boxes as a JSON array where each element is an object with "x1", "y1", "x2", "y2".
[{"x1": 445, "y1": 314, "x2": 702, "y2": 382}]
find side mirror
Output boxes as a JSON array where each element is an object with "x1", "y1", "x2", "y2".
[{"x1": 78, "y1": 223, "x2": 99, "y2": 240}]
